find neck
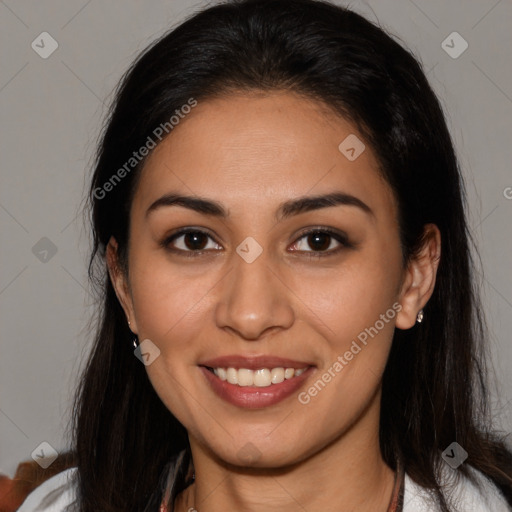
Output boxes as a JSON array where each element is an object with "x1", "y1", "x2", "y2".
[{"x1": 176, "y1": 392, "x2": 395, "y2": 512}]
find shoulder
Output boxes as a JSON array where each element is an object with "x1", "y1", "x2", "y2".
[
  {"x1": 17, "y1": 467, "x2": 78, "y2": 512},
  {"x1": 403, "y1": 464, "x2": 511, "y2": 511}
]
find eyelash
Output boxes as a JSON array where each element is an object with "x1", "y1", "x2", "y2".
[{"x1": 160, "y1": 227, "x2": 353, "y2": 259}]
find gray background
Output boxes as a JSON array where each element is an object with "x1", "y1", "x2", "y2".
[{"x1": 1, "y1": 0, "x2": 511, "y2": 477}]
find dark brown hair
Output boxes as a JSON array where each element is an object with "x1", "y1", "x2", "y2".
[{"x1": 71, "y1": 0, "x2": 512, "y2": 510}]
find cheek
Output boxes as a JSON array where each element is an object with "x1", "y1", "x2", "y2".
[
  {"x1": 127, "y1": 253, "x2": 213, "y2": 352},
  {"x1": 289, "y1": 249, "x2": 402, "y2": 349},
  {"x1": 129, "y1": 255, "x2": 210, "y2": 424},
  {"x1": 300, "y1": 246, "x2": 402, "y2": 414}
]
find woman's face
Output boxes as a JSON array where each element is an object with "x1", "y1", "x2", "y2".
[{"x1": 109, "y1": 91, "x2": 428, "y2": 468}]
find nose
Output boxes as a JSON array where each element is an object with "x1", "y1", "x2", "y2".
[{"x1": 214, "y1": 248, "x2": 295, "y2": 341}]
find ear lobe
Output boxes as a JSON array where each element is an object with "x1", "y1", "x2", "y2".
[
  {"x1": 106, "y1": 236, "x2": 138, "y2": 333},
  {"x1": 395, "y1": 224, "x2": 441, "y2": 330}
]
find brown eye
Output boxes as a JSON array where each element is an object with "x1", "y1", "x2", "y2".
[
  {"x1": 182, "y1": 231, "x2": 209, "y2": 250},
  {"x1": 306, "y1": 232, "x2": 332, "y2": 251},
  {"x1": 290, "y1": 228, "x2": 352, "y2": 256},
  {"x1": 163, "y1": 229, "x2": 222, "y2": 254}
]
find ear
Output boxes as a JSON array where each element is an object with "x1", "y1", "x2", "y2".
[
  {"x1": 106, "y1": 236, "x2": 138, "y2": 333},
  {"x1": 395, "y1": 223, "x2": 441, "y2": 330}
]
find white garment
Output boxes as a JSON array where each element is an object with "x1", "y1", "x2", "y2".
[
  {"x1": 17, "y1": 468, "x2": 77, "y2": 512},
  {"x1": 17, "y1": 465, "x2": 510, "y2": 512},
  {"x1": 402, "y1": 464, "x2": 511, "y2": 511}
]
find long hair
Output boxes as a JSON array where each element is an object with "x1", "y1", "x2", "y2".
[{"x1": 72, "y1": 0, "x2": 512, "y2": 510}]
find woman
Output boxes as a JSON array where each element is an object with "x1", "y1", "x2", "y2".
[{"x1": 16, "y1": 0, "x2": 512, "y2": 510}]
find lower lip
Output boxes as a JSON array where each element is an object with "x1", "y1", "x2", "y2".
[{"x1": 200, "y1": 366, "x2": 314, "y2": 409}]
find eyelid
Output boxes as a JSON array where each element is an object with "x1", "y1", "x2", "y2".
[
  {"x1": 290, "y1": 227, "x2": 352, "y2": 254},
  {"x1": 161, "y1": 226, "x2": 353, "y2": 256},
  {"x1": 160, "y1": 227, "x2": 222, "y2": 255}
]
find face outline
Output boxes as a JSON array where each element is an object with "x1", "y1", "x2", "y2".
[{"x1": 107, "y1": 90, "x2": 441, "y2": 470}]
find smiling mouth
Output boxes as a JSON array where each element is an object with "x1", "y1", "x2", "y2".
[{"x1": 204, "y1": 366, "x2": 309, "y2": 387}]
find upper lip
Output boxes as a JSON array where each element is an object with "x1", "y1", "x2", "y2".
[{"x1": 199, "y1": 355, "x2": 313, "y2": 370}]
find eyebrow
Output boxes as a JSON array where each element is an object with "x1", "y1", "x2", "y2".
[{"x1": 145, "y1": 192, "x2": 374, "y2": 221}]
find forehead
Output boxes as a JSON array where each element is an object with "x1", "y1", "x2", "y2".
[{"x1": 132, "y1": 91, "x2": 395, "y2": 220}]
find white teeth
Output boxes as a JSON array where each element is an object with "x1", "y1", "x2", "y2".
[
  {"x1": 271, "y1": 367, "x2": 285, "y2": 384},
  {"x1": 216, "y1": 367, "x2": 227, "y2": 381},
  {"x1": 253, "y1": 368, "x2": 271, "y2": 387},
  {"x1": 238, "y1": 368, "x2": 253, "y2": 386},
  {"x1": 226, "y1": 367, "x2": 238, "y2": 384},
  {"x1": 284, "y1": 368, "x2": 295, "y2": 380},
  {"x1": 212, "y1": 366, "x2": 308, "y2": 387}
]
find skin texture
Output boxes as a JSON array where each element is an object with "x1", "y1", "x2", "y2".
[{"x1": 107, "y1": 91, "x2": 441, "y2": 512}]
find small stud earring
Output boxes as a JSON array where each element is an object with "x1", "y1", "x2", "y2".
[{"x1": 416, "y1": 309, "x2": 424, "y2": 323}]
